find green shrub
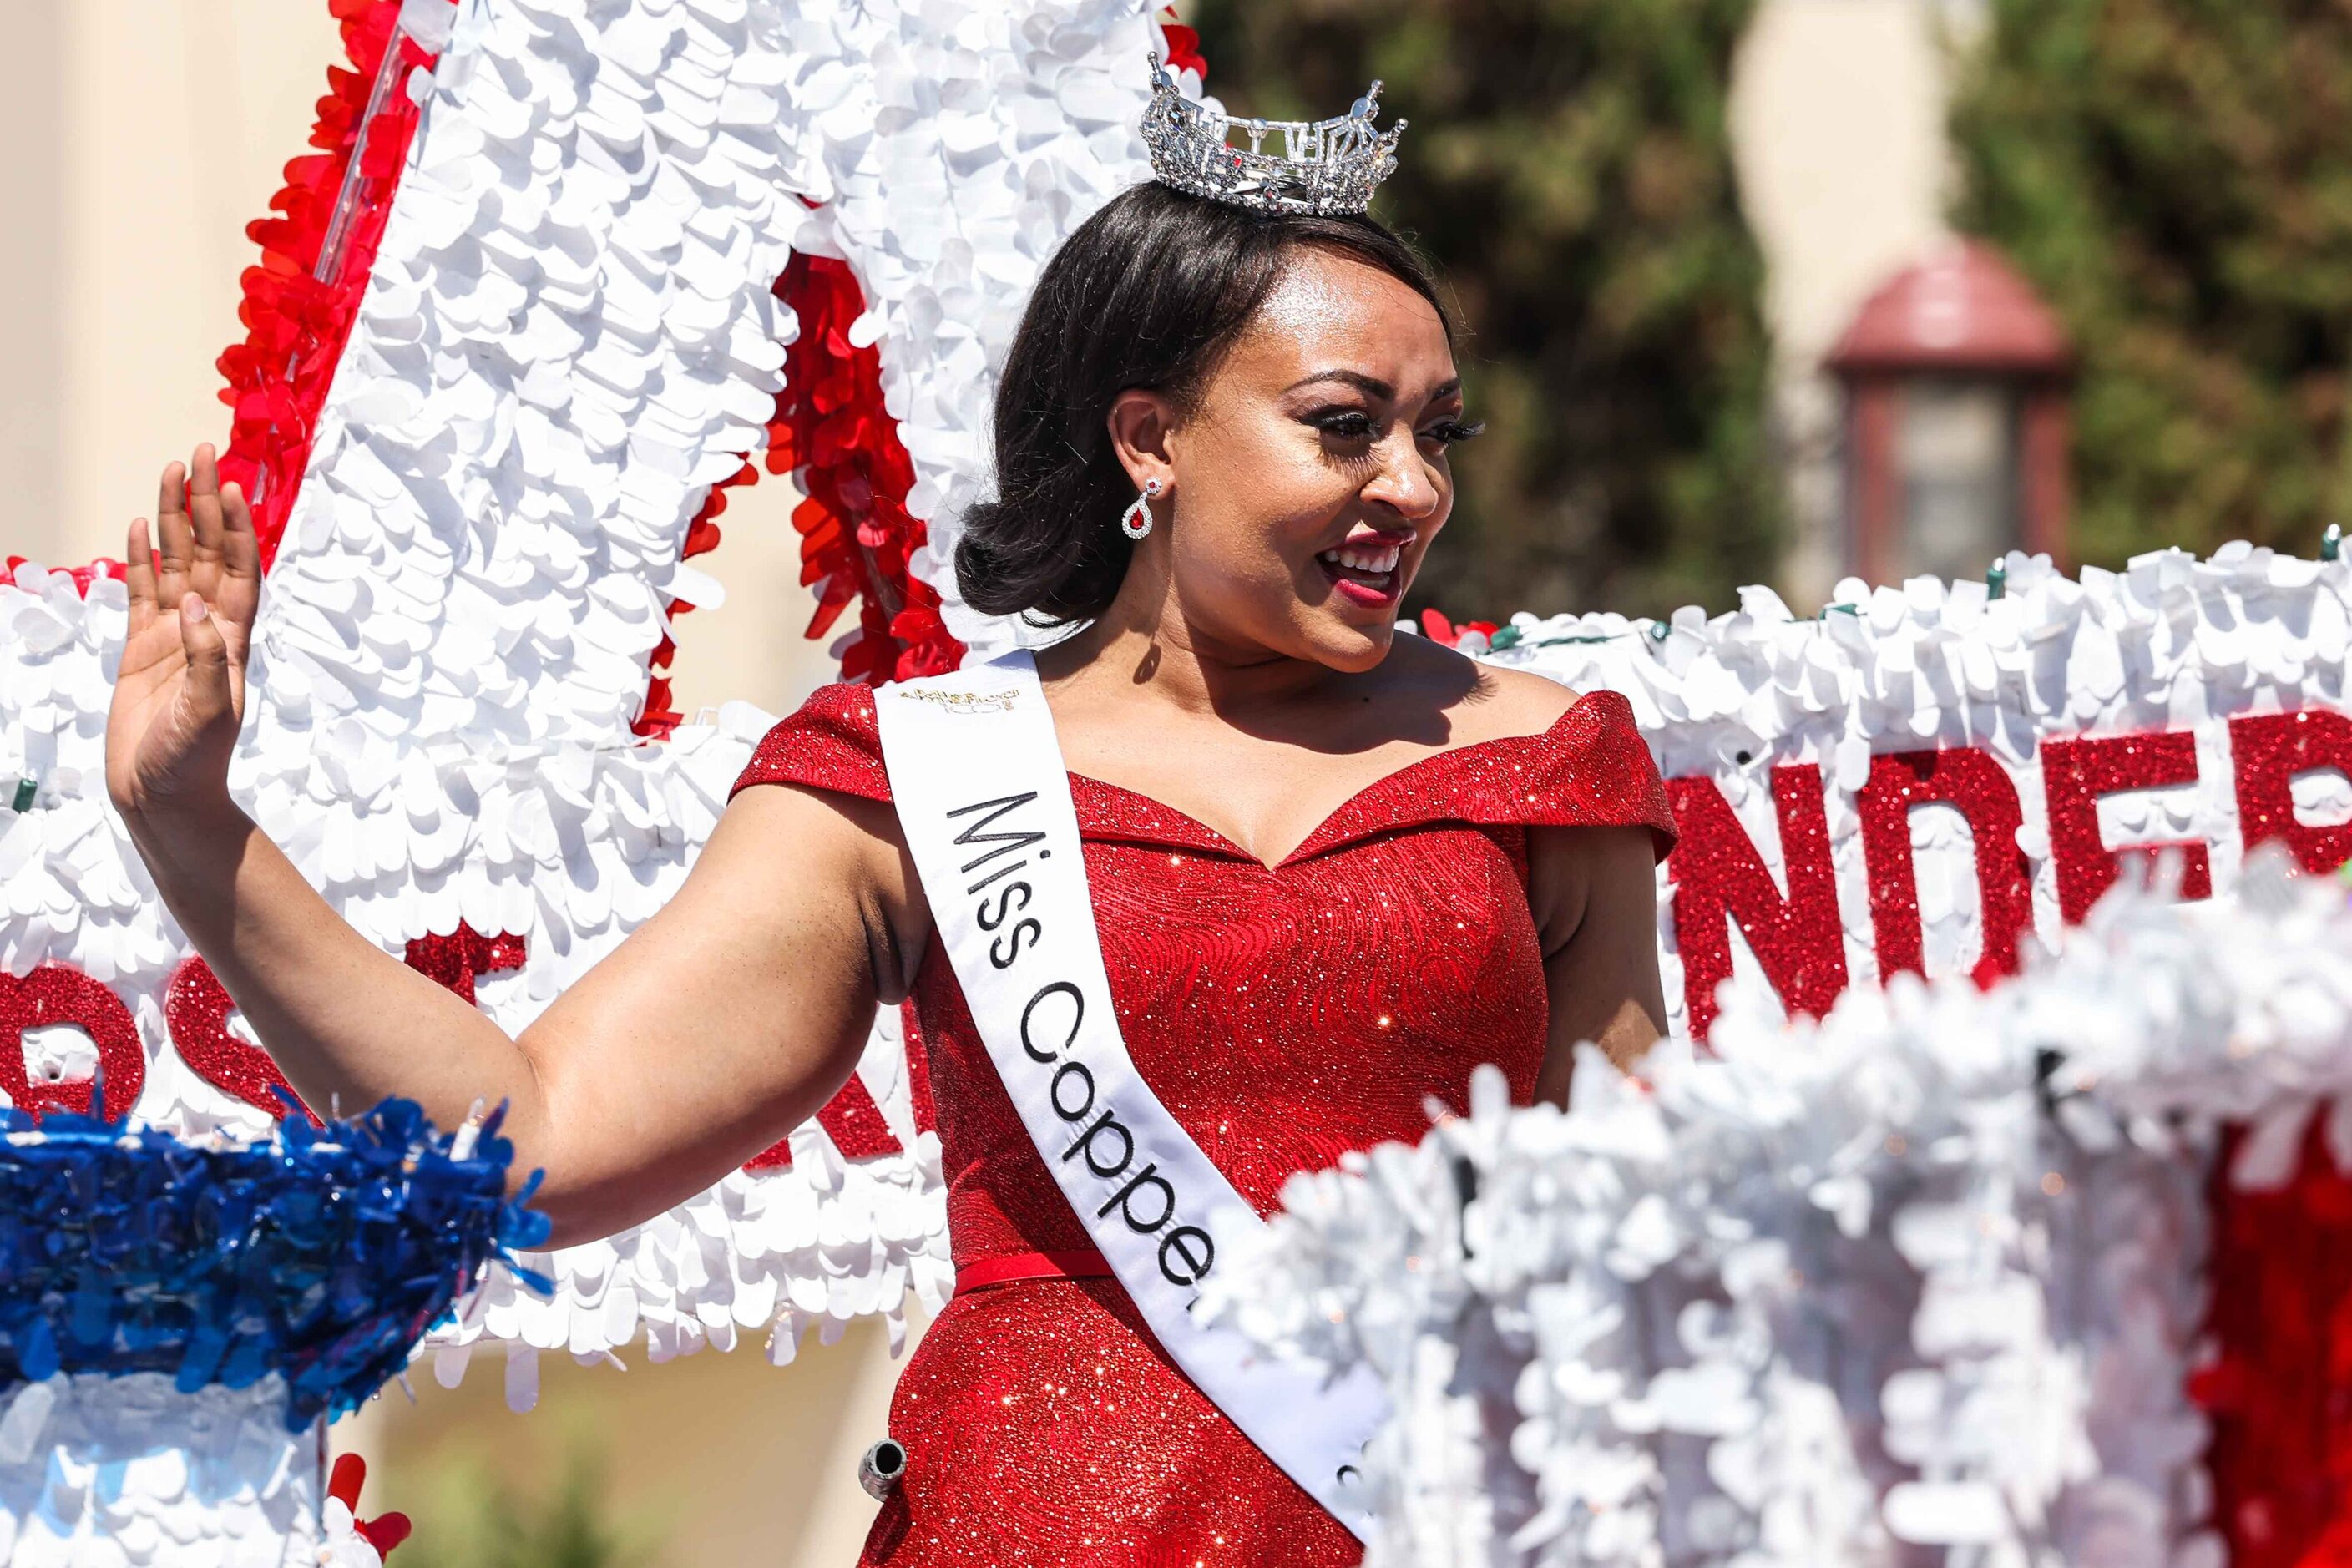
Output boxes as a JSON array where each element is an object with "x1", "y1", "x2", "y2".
[
  {"x1": 393, "y1": 1444, "x2": 653, "y2": 1568},
  {"x1": 1950, "y1": 0, "x2": 2352, "y2": 564}
]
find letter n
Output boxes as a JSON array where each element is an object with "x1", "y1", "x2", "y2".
[
  {"x1": 1667, "y1": 765, "x2": 1848, "y2": 1041},
  {"x1": 1856, "y1": 749, "x2": 2034, "y2": 989}
]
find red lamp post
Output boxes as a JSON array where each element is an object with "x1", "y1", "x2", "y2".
[{"x1": 1828, "y1": 242, "x2": 2075, "y2": 586}]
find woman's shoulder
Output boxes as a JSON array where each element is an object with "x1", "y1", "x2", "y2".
[
  {"x1": 1466, "y1": 660, "x2": 1591, "y2": 738},
  {"x1": 728, "y1": 681, "x2": 889, "y2": 805},
  {"x1": 1380, "y1": 633, "x2": 1589, "y2": 741},
  {"x1": 1370, "y1": 639, "x2": 1671, "y2": 855}
]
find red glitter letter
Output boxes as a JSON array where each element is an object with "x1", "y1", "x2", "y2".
[
  {"x1": 743, "y1": 1006, "x2": 926, "y2": 1166},
  {"x1": 746, "y1": 1004, "x2": 933, "y2": 1172},
  {"x1": 1856, "y1": 749, "x2": 2035, "y2": 989},
  {"x1": 2041, "y1": 731, "x2": 2211, "y2": 925},
  {"x1": 0, "y1": 964, "x2": 144, "y2": 1120},
  {"x1": 164, "y1": 955, "x2": 317, "y2": 1123},
  {"x1": 899, "y1": 998, "x2": 938, "y2": 1136},
  {"x1": 2232, "y1": 709, "x2": 2352, "y2": 877},
  {"x1": 164, "y1": 925, "x2": 525, "y2": 1124},
  {"x1": 402, "y1": 923, "x2": 529, "y2": 1004},
  {"x1": 1667, "y1": 765, "x2": 1849, "y2": 1040},
  {"x1": 745, "y1": 1075, "x2": 904, "y2": 1172}
]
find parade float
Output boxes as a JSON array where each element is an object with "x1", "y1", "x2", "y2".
[{"x1": 3, "y1": 0, "x2": 2351, "y2": 1560}]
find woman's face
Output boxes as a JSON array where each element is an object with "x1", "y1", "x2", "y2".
[{"x1": 1123, "y1": 248, "x2": 1474, "y2": 673}]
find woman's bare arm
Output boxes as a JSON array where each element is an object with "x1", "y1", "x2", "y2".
[
  {"x1": 1528, "y1": 823, "x2": 1668, "y2": 1105},
  {"x1": 109, "y1": 447, "x2": 920, "y2": 1246},
  {"x1": 132, "y1": 785, "x2": 915, "y2": 1247}
]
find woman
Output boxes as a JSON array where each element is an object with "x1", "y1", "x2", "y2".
[{"x1": 108, "y1": 139, "x2": 1671, "y2": 1565}]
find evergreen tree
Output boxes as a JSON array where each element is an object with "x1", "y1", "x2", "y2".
[
  {"x1": 1186, "y1": 0, "x2": 1781, "y2": 620},
  {"x1": 1950, "y1": 0, "x2": 2352, "y2": 565}
]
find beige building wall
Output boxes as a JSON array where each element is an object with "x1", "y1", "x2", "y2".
[
  {"x1": 9, "y1": 0, "x2": 336, "y2": 566},
  {"x1": 1730, "y1": 0, "x2": 1973, "y2": 609},
  {"x1": 0, "y1": 1, "x2": 64, "y2": 549}
]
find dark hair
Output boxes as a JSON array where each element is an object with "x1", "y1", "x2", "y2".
[{"x1": 955, "y1": 182, "x2": 1453, "y2": 625}]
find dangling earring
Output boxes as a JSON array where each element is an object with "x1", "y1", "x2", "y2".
[{"x1": 1120, "y1": 478, "x2": 1163, "y2": 541}]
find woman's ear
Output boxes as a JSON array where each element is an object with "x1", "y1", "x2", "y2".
[{"x1": 1106, "y1": 389, "x2": 1178, "y2": 495}]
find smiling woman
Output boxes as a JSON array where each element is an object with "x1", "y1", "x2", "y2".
[{"x1": 720, "y1": 173, "x2": 1677, "y2": 1565}]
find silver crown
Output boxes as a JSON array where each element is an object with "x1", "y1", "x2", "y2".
[{"x1": 1141, "y1": 53, "x2": 1405, "y2": 217}]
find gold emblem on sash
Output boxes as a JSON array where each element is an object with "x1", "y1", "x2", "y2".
[{"x1": 896, "y1": 686, "x2": 1022, "y2": 715}]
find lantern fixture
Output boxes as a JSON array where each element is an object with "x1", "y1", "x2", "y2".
[{"x1": 1828, "y1": 242, "x2": 2074, "y2": 587}]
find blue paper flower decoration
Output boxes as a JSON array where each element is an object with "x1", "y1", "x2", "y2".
[{"x1": 0, "y1": 1092, "x2": 551, "y2": 1430}]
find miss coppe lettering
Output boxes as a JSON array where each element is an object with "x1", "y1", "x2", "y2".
[
  {"x1": 944, "y1": 791, "x2": 1218, "y2": 1291},
  {"x1": 880, "y1": 658, "x2": 1386, "y2": 1534}
]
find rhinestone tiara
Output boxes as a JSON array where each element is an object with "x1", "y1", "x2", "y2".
[{"x1": 1141, "y1": 53, "x2": 1405, "y2": 218}]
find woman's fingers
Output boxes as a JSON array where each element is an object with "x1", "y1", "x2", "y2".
[
  {"x1": 187, "y1": 445, "x2": 228, "y2": 579},
  {"x1": 124, "y1": 518, "x2": 158, "y2": 637},
  {"x1": 175, "y1": 591, "x2": 235, "y2": 726},
  {"x1": 154, "y1": 461, "x2": 194, "y2": 606},
  {"x1": 134, "y1": 447, "x2": 260, "y2": 660},
  {"x1": 215, "y1": 478, "x2": 262, "y2": 629}
]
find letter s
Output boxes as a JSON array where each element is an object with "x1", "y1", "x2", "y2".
[
  {"x1": 990, "y1": 918, "x2": 1043, "y2": 969},
  {"x1": 978, "y1": 881, "x2": 1033, "y2": 932}
]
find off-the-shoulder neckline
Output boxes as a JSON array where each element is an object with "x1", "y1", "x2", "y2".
[{"x1": 1058, "y1": 690, "x2": 1622, "y2": 872}]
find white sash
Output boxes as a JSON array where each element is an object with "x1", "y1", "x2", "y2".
[{"x1": 874, "y1": 651, "x2": 1387, "y2": 1537}]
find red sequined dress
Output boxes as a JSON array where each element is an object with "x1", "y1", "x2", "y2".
[{"x1": 731, "y1": 681, "x2": 1672, "y2": 1566}]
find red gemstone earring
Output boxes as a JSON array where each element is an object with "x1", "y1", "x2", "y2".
[{"x1": 1120, "y1": 478, "x2": 1163, "y2": 540}]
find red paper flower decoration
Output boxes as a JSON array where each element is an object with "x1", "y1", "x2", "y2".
[
  {"x1": 327, "y1": 1453, "x2": 413, "y2": 1558},
  {"x1": 215, "y1": 0, "x2": 436, "y2": 569}
]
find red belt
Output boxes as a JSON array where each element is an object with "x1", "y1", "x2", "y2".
[{"x1": 954, "y1": 1248, "x2": 1115, "y2": 1295}]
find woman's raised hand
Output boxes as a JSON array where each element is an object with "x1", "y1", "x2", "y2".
[{"x1": 106, "y1": 444, "x2": 263, "y2": 826}]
